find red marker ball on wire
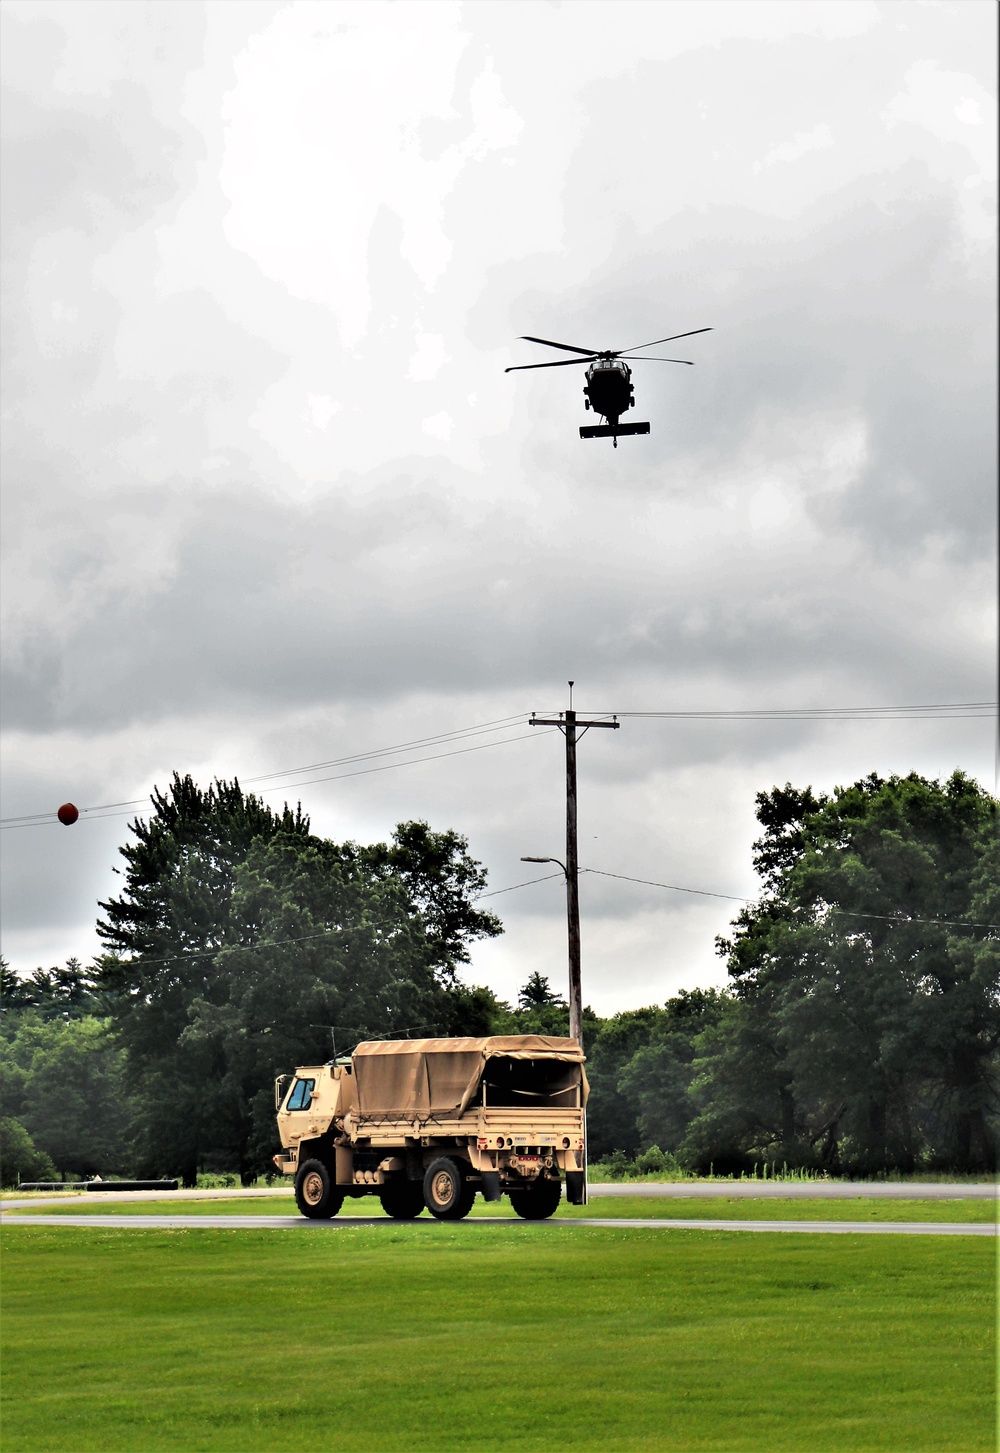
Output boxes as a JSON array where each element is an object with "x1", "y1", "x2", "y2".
[{"x1": 57, "y1": 803, "x2": 79, "y2": 826}]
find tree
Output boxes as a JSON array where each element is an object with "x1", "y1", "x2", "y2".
[
  {"x1": 617, "y1": 990, "x2": 729, "y2": 1154},
  {"x1": 0, "y1": 1119, "x2": 57, "y2": 1187},
  {"x1": 95, "y1": 777, "x2": 503, "y2": 1182},
  {"x1": 687, "y1": 771, "x2": 999, "y2": 1174},
  {"x1": 0, "y1": 1016, "x2": 130, "y2": 1178},
  {"x1": 517, "y1": 972, "x2": 565, "y2": 1012},
  {"x1": 1, "y1": 957, "x2": 100, "y2": 1021},
  {"x1": 584, "y1": 1006, "x2": 670, "y2": 1159},
  {"x1": 362, "y1": 821, "x2": 501, "y2": 979}
]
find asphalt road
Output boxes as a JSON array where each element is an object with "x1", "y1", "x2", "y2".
[
  {"x1": 595, "y1": 1181, "x2": 997, "y2": 1199},
  {"x1": 0, "y1": 1212, "x2": 992, "y2": 1235},
  {"x1": 2, "y1": 1181, "x2": 993, "y2": 1213}
]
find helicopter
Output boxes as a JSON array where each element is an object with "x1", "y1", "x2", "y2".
[{"x1": 505, "y1": 328, "x2": 711, "y2": 446}]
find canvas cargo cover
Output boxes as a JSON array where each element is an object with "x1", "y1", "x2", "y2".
[{"x1": 352, "y1": 1036, "x2": 588, "y2": 1118}]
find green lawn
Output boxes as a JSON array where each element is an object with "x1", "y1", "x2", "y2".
[
  {"x1": 1, "y1": 1224, "x2": 994, "y2": 1451},
  {"x1": 12, "y1": 1193, "x2": 995, "y2": 1221}
]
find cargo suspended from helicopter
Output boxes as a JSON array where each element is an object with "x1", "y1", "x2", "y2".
[{"x1": 505, "y1": 328, "x2": 711, "y2": 446}]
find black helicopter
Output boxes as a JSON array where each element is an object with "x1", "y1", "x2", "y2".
[{"x1": 506, "y1": 328, "x2": 711, "y2": 446}]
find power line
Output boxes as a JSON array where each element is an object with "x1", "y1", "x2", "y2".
[
  {"x1": 0, "y1": 721, "x2": 550, "y2": 829},
  {"x1": 547, "y1": 703, "x2": 996, "y2": 722},
  {"x1": 585, "y1": 868, "x2": 747, "y2": 902},
  {"x1": 2, "y1": 699, "x2": 993, "y2": 830},
  {"x1": 242, "y1": 715, "x2": 528, "y2": 784},
  {"x1": 581, "y1": 868, "x2": 999, "y2": 929},
  {"x1": 476, "y1": 870, "x2": 566, "y2": 899},
  {"x1": 16, "y1": 862, "x2": 992, "y2": 973}
]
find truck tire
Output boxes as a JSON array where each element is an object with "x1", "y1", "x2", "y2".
[
  {"x1": 423, "y1": 1157, "x2": 476, "y2": 1220},
  {"x1": 509, "y1": 1177, "x2": 562, "y2": 1220},
  {"x1": 294, "y1": 1158, "x2": 344, "y2": 1220},
  {"x1": 379, "y1": 1181, "x2": 425, "y2": 1220}
]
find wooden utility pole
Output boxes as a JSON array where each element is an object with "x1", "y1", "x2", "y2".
[{"x1": 529, "y1": 684, "x2": 619, "y2": 1046}]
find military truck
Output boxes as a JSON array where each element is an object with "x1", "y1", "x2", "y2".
[{"x1": 274, "y1": 1035, "x2": 587, "y2": 1220}]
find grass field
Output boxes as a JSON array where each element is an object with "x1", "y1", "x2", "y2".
[
  {"x1": 8, "y1": 1192, "x2": 996, "y2": 1222},
  {"x1": 1, "y1": 1222, "x2": 994, "y2": 1452}
]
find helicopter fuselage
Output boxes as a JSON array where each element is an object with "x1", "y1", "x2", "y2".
[{"x1": 584, "y1": 358, "x2": 634, "y2": 425}]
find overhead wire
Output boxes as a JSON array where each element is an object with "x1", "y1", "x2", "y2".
[
  {"x1": 580, "y1": 869, "x2": 998, "y2": 930},
  {"x1": 2, "y1": 700, "x2": 993, "y2": 830},
  {"x1": 0, "y1": 717, "x2": 547, "y2": 829},
  {"x1": 539, "y1": 702, "x2": 996, "y2": 722},
  {"x1": 41, "y1": 862, "x2": 996, "y2": 975}
]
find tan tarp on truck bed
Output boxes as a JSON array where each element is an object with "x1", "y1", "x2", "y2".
[{"x1": 352, "y1": 1036, "x2": 588, "y2": 1118}]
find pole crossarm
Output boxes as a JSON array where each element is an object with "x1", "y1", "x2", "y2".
[{"x1": 530, "y1": 714, "x2": 620, "y2": 732}]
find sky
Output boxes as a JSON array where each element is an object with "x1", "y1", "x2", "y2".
[{"x1": 1, "y1": 0, "x2": 996, "y2": 1015}]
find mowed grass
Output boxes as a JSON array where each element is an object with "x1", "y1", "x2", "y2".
[
  {"x1": 1, "y1": 1224, "x2": 994, "y2": 1452},
  {"x1": 12, "y1": 1193, "x2": 996, "y2": 1221}
]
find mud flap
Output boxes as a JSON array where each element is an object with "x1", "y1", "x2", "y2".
[
  {"x1": 480, "y1": 1172, "x2": 502, "y2": 1202},
  {"x1": 565, "y1": 1171, "x2": 586, "y2": 1205}
]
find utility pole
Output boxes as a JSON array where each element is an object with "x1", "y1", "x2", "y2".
[{"x1": 527, "y1": 683, "x2": 619, "y2": 1046}]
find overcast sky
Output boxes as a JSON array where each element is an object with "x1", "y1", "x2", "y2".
[{"x1": 2, "y1": 0, "x2": 996, "y2": 1014}]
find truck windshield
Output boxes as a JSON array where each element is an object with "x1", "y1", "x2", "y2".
[
  {"x1": 285, "y1": 1077, "x2": 315, "y2": 1111},
  {"x1": 481, "y1": 1057, "x2": 580, "y2": 1108}
]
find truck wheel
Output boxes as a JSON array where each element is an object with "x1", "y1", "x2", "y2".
[
  {"x1": 509, "y1": 1178, "x2": 562, "y2": 1220},
  {"x1": 379, "y1": 1181, "x2": 425, "y2": 1220},
  {"x1": 294, "y1": 1158, "x2": 344, "y2": 1220},
  {"x1": 423, "y1": 1157, "x2": 475, "y2": 1220}
]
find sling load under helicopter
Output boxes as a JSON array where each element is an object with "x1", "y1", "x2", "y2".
[{"x1": 506, "y1": 328, "x2": 711, "y2": 446}]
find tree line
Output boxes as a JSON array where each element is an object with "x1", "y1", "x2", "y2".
[{"x1": 2, "y1": 768, "x2": 996, "y2": 1185}]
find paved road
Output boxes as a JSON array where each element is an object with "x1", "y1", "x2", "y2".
[
  {"x1": 591, "y1": 1181, "x2": 997, "y2": 1200},
  {"x1": 2, "y1": 1181, "x2": 993, "y2": 1212},
  {"x1": 1, "y1": 1212, "x2": 993, "y2": 1235}
]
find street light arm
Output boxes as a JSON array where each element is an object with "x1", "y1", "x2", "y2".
[{"x1": 520, "y1": 855, "x2": 568, "y2": 876}]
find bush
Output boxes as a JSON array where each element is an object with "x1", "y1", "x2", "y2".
[
  {"x1": 634, "y1": 1145, "x2": 680, "y2": 1176},
  {"x1": 593, "y1": 1145, "x2": 685, "y2": 1181},
  {"x1": 0, "y1": 1118, "x2": 57, "y2": 1187},
  {"x1": 606, "y1": 1149, "x2": 632, "y2": 1180}
]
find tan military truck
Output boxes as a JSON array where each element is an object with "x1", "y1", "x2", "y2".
[{"x1": 274, "y1": 1035, "x2": 587, "y2": 1220}]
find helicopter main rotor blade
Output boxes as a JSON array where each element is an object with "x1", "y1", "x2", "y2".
[
  {"x1": 618, "y1": 355, "x2": 695, "y2": 365},
  {"x1": 619, "y1": 327, "x2": 712, "y2": 352},
  {"x1": 505, "y1": 356, "x2": 596, "y2": 373},
  {"x1": 519, "y1": 335, "x2": 602, "y2": 356}
]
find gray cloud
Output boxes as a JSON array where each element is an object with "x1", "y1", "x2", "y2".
[{"x1": 2, "y1": 0, "x2": 995, "y2": 1002}]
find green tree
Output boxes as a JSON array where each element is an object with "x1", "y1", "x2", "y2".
[
  {"x1": 1, "y1": 957, "x2": 99, "y2": 1021},
  {"x1": 0, "y1": 1016, "x2": 131, "y2": 1178},
  {"x1": 584, "y1": 1006, "x2": 669, "y2": 1159},
  {"x1": 617, "y1": 990, "x2": 729, "y2": 1154},
  {"x1": 0, "y1": 1118, "x2": 57, "y2": 1187},
  {"x1": 517, "y1": 972, "x2": 565, "y2": 1011},
  {"x1": 96, "y1": 777, "x2": 503, "y2": 1182},
  {"x1": 686, "y1": 771, "x2": 999, "y2": 1174}
]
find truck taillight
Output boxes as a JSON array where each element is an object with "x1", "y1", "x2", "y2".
[
  {"x1": 495, "y1": 1137, "x2": 504, "y2": 1148},
  {"x1": 561, "y1": 1137, "x2": 571, "y2": 1148},
  {"x1": 477, "y1": 1138, "x2": 488, "y2": 1149}
]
